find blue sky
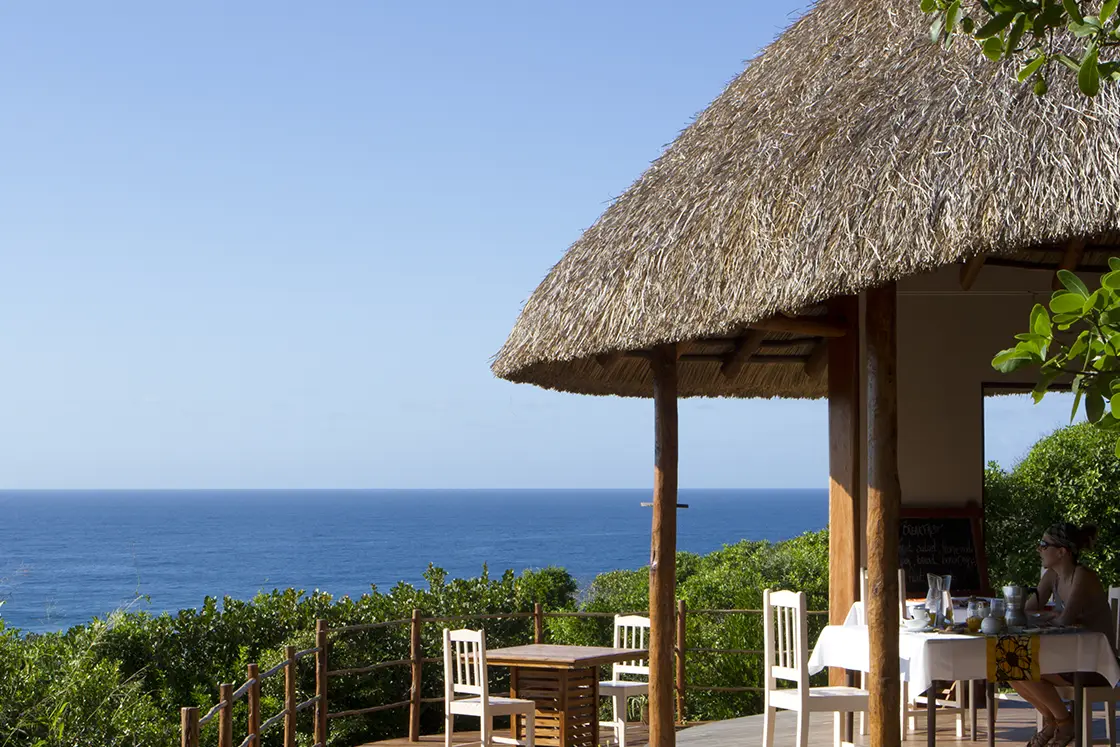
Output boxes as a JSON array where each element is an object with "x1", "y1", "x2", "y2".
[{"x1": 0, "y1": 2, "x2": 1082, "y2": 489}]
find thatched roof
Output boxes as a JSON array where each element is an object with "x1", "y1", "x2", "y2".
[{"x1": 493, "y1": 0, "x2": 1120, "y2": 398}]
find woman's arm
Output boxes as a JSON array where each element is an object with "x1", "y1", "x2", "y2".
[{"x1": 1027, "y1": 570, "x2": 1054, "y2": 612}]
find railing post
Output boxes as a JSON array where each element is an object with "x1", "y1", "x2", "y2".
[
  {"x1": 219, "y1": 683, "x2": 233, "y2": 747},
  {"x1": 675, "y1": 599, "x2": 686, "y2": 724},
  {"x1": 410, "y1": 608, "x2": 423, "y2": 741},
  {"x1": 284, "y1": 645, "x2": 297, "y2": 747},
  {"x1": 181, "y1": 706, "x2": 200, "y2": 747},
  {"x1": 533, "y1": 602, "x2": 543, "y2": 644},
  {"x1": 247, "y1": 663, "x2": 260, "y2": 744},
  {"x1": 315, "y1": 619, "x2": 329, "y2": 747}
]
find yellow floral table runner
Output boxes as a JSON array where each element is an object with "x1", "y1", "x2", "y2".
[{"x1": 986, "y1": 634, "x2": 1041, "y2": 682}]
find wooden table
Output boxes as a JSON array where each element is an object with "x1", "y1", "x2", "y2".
[{"x1": 486, "y1": 644, "x2": 643, "y2": 747}]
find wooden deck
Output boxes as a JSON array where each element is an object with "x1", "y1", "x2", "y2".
[{"x1": 361, "y1": 697, "x2": 1118, "y2": 747}]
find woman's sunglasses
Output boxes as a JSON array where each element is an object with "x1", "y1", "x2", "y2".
[{"x1": 1039, "y1": 540, "x2": 1059, "y2": 549}]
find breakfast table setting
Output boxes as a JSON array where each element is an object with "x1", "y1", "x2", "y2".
[{"x1": 808, "y1": 581, "x2": 1120, "y2": 747}]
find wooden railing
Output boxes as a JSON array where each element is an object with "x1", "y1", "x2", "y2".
[{"x1": 179, "y1": 602, "x2": 827, "y2": 747}]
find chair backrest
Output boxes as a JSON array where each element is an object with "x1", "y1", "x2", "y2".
[
  {"x1": 611, "y1": 615, "x2": 650, "y2": 680},
  {"x1": 1108, "y1": 587, "x2": 1120, "y2": 648},
  {"x1": 762, "y1": 589, "x2": 808, "y2": 689},
  {"x1": 859, "y1": 567, "x2": 908, "y2": 621},
  {"x1": 444, "y1": 628, "x2": 489, "y2": 700}
]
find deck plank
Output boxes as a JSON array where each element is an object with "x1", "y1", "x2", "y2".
[{"x1": 360, "y1": 698, "x2": 1117, "y2": 747}]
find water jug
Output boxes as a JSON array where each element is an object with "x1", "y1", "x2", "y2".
[{"x1": 1002, "y1": 585, "x2": 1038, "y2": 632}]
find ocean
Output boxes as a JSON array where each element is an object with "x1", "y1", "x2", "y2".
[{"x1": 0, "y1": 489, "x2": 828, "y2": 634}]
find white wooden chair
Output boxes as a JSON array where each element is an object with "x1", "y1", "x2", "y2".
[
  {"x1": 1040, "y1": 591, "x2": 1120, "y2": 746},
  {"x1": 598, "y1": 615, "x2": 649, "y2": 747},
  {"x1": 858, "y1": 568, "x2": 968, "y2": 740},
  {"x1": 443, "y1": 628, "x2": 535, "y2": 747},
  {"x1": 763, "y1": 589, "x2": 868, "y2": 747}
]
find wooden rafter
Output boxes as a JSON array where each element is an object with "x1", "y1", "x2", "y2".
[
  {"x1": 1053, "y1": 239, "x2": 1086, "y2": 291},
  {"x1": 748, "y1": 316, "x2": 847, "y2": 337},
  {"x1": 719, "y1": 329, "x2": 765, "y2": 379},
  {"x1": 960, "y1": 253, "x2": 987, "y2": 291},
  {"x1": 595, "y1": 352, "x2": 622, "y2": 372},
  {"x1": 803, "y1": 340, "x2": 829, "y2": 379}
]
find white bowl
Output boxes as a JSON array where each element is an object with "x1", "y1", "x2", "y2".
[{"x1": 904, "y1": 617, "x2": 929, "y2": 631}]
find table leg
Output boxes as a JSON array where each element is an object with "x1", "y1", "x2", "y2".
[
  {"x1": 844, "y1": 671, "x2": 855, "y2": 742},
  {"x1": 1074, "y1": 672, "x2": 1085, "y2": 747},
  {"x1": 987, "y1": 681, "x2": 996, "y2": 747},
  {"x1": 511, "y1": 667, "x2": 521, "y2": 742},
  {"x1": 929, "y1": 680, "x2": 938, "y2": 747},
  {"x1": 590, "y1": 668, "x2": 599, "y2": 747},
  {"x1": 970, "y1": 681, "x2": 978, "y2": 741}
]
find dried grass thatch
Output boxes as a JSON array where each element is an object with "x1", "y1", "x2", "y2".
[{"x1": 493, "y1": 0, "x2": 1120, "y2": 398}]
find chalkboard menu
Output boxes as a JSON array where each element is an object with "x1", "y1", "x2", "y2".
[{"x1": 898, "y1": 504, "x2": 989, "y2": 596}]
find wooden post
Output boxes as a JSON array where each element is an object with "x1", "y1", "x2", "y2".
[
  {"x1": 533, "y1": 602, "x2": 544, "y2": 644},
  {"x1": 866, "y1": 283, "x2": 901, "y2": 747},
  {"x1": 181, "y1": 707, "x2": 200, "y2": 747},
  {"x1": 219, "y1": 683, "x2": 233, "y2": 747},
  {"x1": 247, "y1": 663, "x2": 260, "y2": 743},
  {"x1": 649, "y1": 343, "x2": 678, "y2": 747},
  {"x1": 284, "y1": 645, "x2": 297, "y2": 747},
  {"x1": 828, "y1": 295, "x2": 861, "y2": 687},
  {"x1": 410, "y1": 608, "x2": 423, "y2": 742},
  {"x1": 315, "y1": 619, "x2": 328, "y2": 747},
  {"x1": 675, "y1": 599, "x2": 686, "y2": 724}
]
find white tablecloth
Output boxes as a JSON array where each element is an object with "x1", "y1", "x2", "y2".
[{"x1": 807, "y1": 624, "x2": 1120, "y2": 694}]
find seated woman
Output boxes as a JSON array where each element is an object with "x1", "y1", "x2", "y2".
[{"x1": 1014, "y1": 522, "x2": 1112, "y2": 747}]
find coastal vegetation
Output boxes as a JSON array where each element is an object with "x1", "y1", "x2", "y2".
[{"x1": 2, "y1": 422, "x2": 1116, "y2": 745}]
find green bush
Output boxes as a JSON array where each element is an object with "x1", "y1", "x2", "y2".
[
  {"x1": 985, "y1": 422, "x2": 1120, "y2": 588},
  {"x1": 0, "y1": 533, "x2": 835, "y2": 743}
]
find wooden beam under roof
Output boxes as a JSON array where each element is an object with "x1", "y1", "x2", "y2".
[
  {"x1": 1053, "y1": 239, "x2": 1086, "y2": 291},
  {"x1": 960, "y1": 253, "x2": 987, "y2": 291},
  {"x1": 803, "y1": 340, "x2": 829, "y2": 379},
  {"x1": 719, "y1": 329, "x2": 765, "y2": 379},
  {"x1": 596, "y1": 352, "x2": 622, "y2": 372},
  {"x1": 748, "y1": 316, "x2": 848, "y2": 337}
]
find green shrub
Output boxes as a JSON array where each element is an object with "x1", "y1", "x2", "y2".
[{"x1": 985, "y1": 422, "x2": 1120, "y2": 588}]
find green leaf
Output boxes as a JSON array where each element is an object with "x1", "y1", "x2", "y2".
[
  {"x1": 1059, "y1": 269, "x2": 1091, "y2": 297},
  {"x1": 992, "y1": 347, "x2": 1036, "y2": 372},
  {"x1": 931, "y1": 12, "x2": 946, "y2": 43},
  {"x1": 976, "y1": 11, "x2": 1018, "y2": 37},
  {"x1": 921, "y1": 0, "x2": 938, "y2": 11},
  {"x1": 1103, "y1": 271, "x2": 1120, "y2": 290},
  {"x1": 1065, "y1": 0, "x2": 1086, "y2": 24},
  {"x1": 1109, "y1": 257, "x2": 1120, "y2": 272},
  {"x1": 1052, "y1": 291, "x2": 1088, "y2": 313},
  {"x1": 946, "y1": 0, "x2": 962, "y2": 32},
  {"x1": 1031, "y1": 303, "x2": 1053, "y2": 338},
  {"x1": 1103, "y1": 0, "x2": 1119, "y2": 22},
  {"x1": 1072, "y1": 377, "x2": 1085, "y2": 423},
  {"x1": 1034, "y1": 76, "x2": 1050, "y2": 95},
  {"x1": 1006, "y1": 13, "x2": 1027, "y2": 55},
  {"x1": 1080, "y1": 43, "x2": 1101, "y2": 97},
  {"x1": 961, "y1": 16, "x2": 975, "y2": 33},
  {"x1": 983, "y1": 35, "x2": 1006, "y2": 60},
  {"x1": 1019, "y1": 54, "x2": 1047, "y2": 81},
  {"x1": 1057, "y1": 53, "x2": 1083, "y2": 72},
  {"x1": 1088, "y1": 387, "x2": 1107, "y2": 422}
]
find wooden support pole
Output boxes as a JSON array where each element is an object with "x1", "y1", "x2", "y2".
[
  {"x1": 248, "y1": 663, "x2": 261, "y2": 744},
  {"x1": 219, "y1": 683, "x2": 234, "y2": 747},
  {"x1": 866, "y1": 283, "x2": 901, "y2": 747},
  {"x1": 410, "y1": 608, "x2": 423, "y2": 742},
  {"x1": 649, "y1": 343, "x2": 678, "y2": 747},
  {"x1": 181, "y1": 707, "x2": 200, "y2": 747},
  {"x1": 720, "y1": 329, "x2": 766, "y2": 379},
  {"x1": 1054, "y1": 239, "x2": 1086, "y2": 290},
  {"x1": 960, "y1": 254, "x2": 986, "y2": 290},
  {"x1": 827, "y1": 295, "x2": 861, "y2": 687},
  {"x1": 315, "y1": 619, "x2": 329, "y2": 747},
  {"x1": 284, "y1": 645, "x2": 297, "y2": 747},
  {"x1": 675, "y1": 599, "x2": 687, "y2": 724},
  {"x1": 533, "y1": 602, "x2": 544, "y2": 644}
]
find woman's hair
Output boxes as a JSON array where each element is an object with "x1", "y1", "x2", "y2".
[{"x1": 1045, "y1": 521, "x2": 1099, "y2": 558}]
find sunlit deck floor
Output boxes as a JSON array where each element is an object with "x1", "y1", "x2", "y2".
[{"x1": 362, "y1": 697, "x2": 1118, "y2": 747}]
